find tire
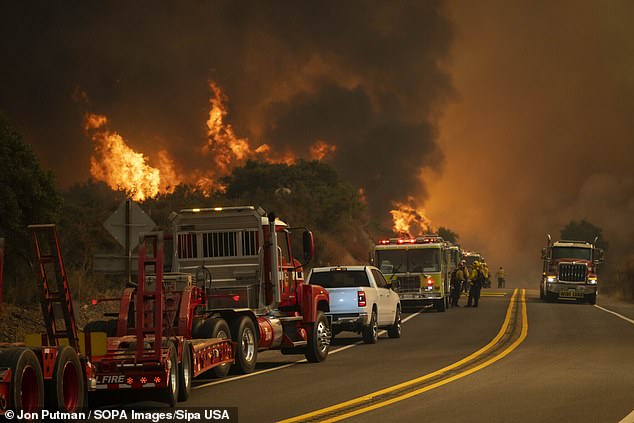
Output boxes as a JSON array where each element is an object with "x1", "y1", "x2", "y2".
[
  {"x1": 231, "y1": 316, "x2": 258, "y2": 374},
  {"x1": 0, "y1": 348, "x2": 44, "y2": 413},
  {"x1": 47, "y1": 345, "x2": 86, "y2": 412},
  {"x1": 196, "y1": 318, "x2": 232, "y2": 378},
  {"x1": 306, "y1": 311, "x2": 330, "y2": 362},
  {"x1": 388, "y1": 307, "x2": 402, "y2": 339},
  {"x1": 161, "y1": 342, "x2": 179, "y2": 406},
  {"x1": 178, "y1": 341, "x2": 192, "y2": 401},
  {"x1": 436, "y1": 298, "x2": 446, "y2": 312},
  {"x1": 586, "y1": 293, "x2": 597, "y2": 305},
  {"x1": 362, "y1": 309, "x2": 379, "y2": 344}
]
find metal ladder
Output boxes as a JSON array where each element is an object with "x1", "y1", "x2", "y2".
[
  {"x1": 29, "y1": 224, "x2": 80, "y2": 352},
  {"x1": 135, "y1": 232, "x2": 164, "y2": 363}
]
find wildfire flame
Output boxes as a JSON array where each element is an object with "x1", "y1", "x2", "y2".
[
  {"x1": 83, "y1": 81, "x2": 338, "y2": 201},
  {"x1": 390, "y1": 197, "x2": 432, "y2": 236},
  {"x1": 310, "y1": 140, "x2": 336, "y2": 161},
  {"x1": 84, "y1": 114, "x2": 178, "y2": 201}
]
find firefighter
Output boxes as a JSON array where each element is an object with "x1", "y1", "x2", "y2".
[
  {"x1": 497, "y1": 266, "x2": 506, "y2": 288},
  {"x1": 466, "y1": 261, "x2": 485, "y2": 307},
  {"x1": 450, "y1": 260, "x2": 468, "y2": 306},
  {"x1": 481, "y1": 261, "x2": 490, "y2": 288}
]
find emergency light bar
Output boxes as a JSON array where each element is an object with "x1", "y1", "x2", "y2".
[{"x1": 377, "y1": 235, "x2": 445, "y2": 245}]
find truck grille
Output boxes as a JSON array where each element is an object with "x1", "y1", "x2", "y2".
[
  {"x1": 397, "y1": 276, "x2": 421, "y2": 293},
  {"x1": 558, "y1": 263, "x2": 587, "y2": 283}
]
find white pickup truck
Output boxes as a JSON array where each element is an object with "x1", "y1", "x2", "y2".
[{"x1": 307, "y1": 266, "x2": 401, "y2": 344}]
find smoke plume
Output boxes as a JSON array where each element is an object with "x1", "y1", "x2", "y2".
[{"x1": 0, "y1": 1, "x2": 454, "y2": 227}]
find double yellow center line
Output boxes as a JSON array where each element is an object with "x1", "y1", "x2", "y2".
[{"x1": 279, "y1": 289, "x2": 528, "y2": 423}]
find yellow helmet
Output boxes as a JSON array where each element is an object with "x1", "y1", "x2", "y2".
[{"x1": 473, "y1": 261, "x2": 480, "y2": 268}]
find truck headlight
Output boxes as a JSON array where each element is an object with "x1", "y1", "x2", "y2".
[
  {"x1": 588, "y1": 278, "x2": 598, "y2": 284},
  {"x1": 547, "y1": 276, "x2": 556, "y2": 283}
]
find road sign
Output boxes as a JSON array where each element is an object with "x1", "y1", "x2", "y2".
[{"x1": 103, "y1": 200, "x2": 156, "y2": 249}]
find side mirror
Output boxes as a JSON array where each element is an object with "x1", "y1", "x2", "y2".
[{"x1": 541, "y1": 247, "x2": 547, "y2": 260}]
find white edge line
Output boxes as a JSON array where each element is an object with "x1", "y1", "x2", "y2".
[
  {"x1": 594, "y1": 305, "x2": 634, "y2": 326},
  {"x1": 193, "y1": 310, "x2": 424, "y2": 390},
  {"x1": 618, "y1": 409, "x2": 634, "y2": 423}
]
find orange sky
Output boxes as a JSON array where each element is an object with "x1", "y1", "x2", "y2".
[{"x1": 427, "y1": 1, "x2": 634, "y2": 284}]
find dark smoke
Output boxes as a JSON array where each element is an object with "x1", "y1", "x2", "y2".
[{"x1": 0, "y1": 1, "x2": 453, "y2": 226}]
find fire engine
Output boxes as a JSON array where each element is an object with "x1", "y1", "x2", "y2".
[
  {"x1": 540, "y1": 235, "x2": 604, "y2": 304},
  {"x1": 374, "y1": 235, "x2": 450, "y2": 311}
]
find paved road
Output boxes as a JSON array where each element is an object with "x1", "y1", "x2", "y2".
[{"x1": 120, "y1": 289, "x2": 634, "y2": 422}]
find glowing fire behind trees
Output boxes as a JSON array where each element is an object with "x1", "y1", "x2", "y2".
[
  {"x1": 83, "y1": 81, "x2": 343, "y2": 201},
  {"x1": 390, "y1": 198, "x2": 432, "y2": 237},
  {"x1": 83, "y1": 80, "x2": 432, "y2": 235}
]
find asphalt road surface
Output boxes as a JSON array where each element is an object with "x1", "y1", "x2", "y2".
[{"x1": 117, "y1": 289, "x2": 634, "y2": 422}]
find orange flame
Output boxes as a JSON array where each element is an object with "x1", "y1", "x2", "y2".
[
  {"x1": 84, "y1": 114, "x2": 178, "y2": 201},
  {"x1": 83, "y1": 81, "x2": 304, "y2": 201},
  {"x1": 390, "y1": 198, "x2": 432, "y2": 236},
  {"x1": 310, "y1": 140, "x2": 337, "y2": 161}
]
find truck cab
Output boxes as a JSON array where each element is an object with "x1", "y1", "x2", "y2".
[{"x1": 540, "y1": 238, "x2": 603, "y2": 304}]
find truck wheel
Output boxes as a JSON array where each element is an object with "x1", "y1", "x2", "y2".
[
  {"x1": 231, "y1": 316, "x2": 258, "y2": 374},
  {"x1": 199, "y1": 318, "x2": 232, "y2": 378},
  {"x1": 586, "y1": 293, "x2": 597, "y2": 305},
  {"x1": 178, "y1": 341, "x2": 192, "y2": 401},
  {"x1": 362, "y1": 310, "x2": 379, "y2": 344},
  {"x1": 161, "y1": 342, "x2": 179, "y2": 406},
  {"x1": 47, "y1": 345, "x2": 86, "y2": 412},
  {"x1": 306, "y1": 311, "x2": 330, "y2": 362},
  {"x1": 0, "y1": 348, "x2": 44, "y2": 412},
  {"x1": 435, "y1": 299, "x2": 446, "y2": 312}
]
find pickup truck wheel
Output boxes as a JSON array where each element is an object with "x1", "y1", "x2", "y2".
[
  {"x1": 178, "y1": 341, "x2": 192, "y2": 401},
  {"x1": 198, "y1": 318, "x2": 232, "y2": 378},
  {"x1": 388, "y1": 307, "x2": 402, "y2": 338},
  {"x1": 231, "y1": 316, "x2": 258, "y2": 373},
  {"x1": 306, "y1": 311, "x2": 330, "y2": 362},
  {"x1": 362, "y1": 310, "x2": 379, "y2": 344}
]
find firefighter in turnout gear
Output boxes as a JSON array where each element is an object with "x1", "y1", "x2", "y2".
[
  {"x1": 450, "y1": 260, "x2": 468, "y2": 307},
  {"x1": 466, "y1": 261, "x2": 485, "y2": 307},
  {"x1": 497, "y1": 266, "x2": 506, "y2": 288}
]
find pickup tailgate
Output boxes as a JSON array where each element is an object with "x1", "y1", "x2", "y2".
[{"x1": 327, "y1": 288, "x2": 361, "y2": 314}]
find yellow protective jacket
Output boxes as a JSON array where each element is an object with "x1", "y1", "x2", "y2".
[{"x1": 497, "y1": 268, "x2": 505, "y2": 279}]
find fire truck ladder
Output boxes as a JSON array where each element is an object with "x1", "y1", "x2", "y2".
[
  {"x1": 135, "y1": 232, "x2": 165, "y2": 363},
  {"x1": 28, "y1": 224, "x2": 80, "y2": 352}
]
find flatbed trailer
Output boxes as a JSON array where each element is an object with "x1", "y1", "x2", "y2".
[{"x1": 85, "y1": 232, "x2": 234, "y2": 405}]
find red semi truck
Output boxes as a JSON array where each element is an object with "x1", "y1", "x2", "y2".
[
  {"x1": 85, "y1": 205, "x2": 330, "y2": 405},
  {"x1": 167, "y1": 206, "x2": 331, "y2": 368}
]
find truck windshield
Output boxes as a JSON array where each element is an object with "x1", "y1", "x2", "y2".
[
  {"x1": 310, "y1": 270, "x2": 371, "y2": 288},
  {"x1": 552, "y1": 247, "x2": 591, "y2": 260},
  {"x1": 376, "y1": 248, "x2": 441, "y2": 273}
]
